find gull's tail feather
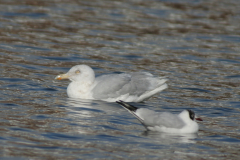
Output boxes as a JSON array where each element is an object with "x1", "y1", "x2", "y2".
[
  {"x1": 116, "y1": 100, "x2": 138, "y2": 112},
  {"x1": 116, "y1": 100, "x2": 145, "y2": 125}
]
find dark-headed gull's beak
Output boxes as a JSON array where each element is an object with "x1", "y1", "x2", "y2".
[
  {"x1": 55, "y1": 73, "x2": 69, "y2": 80},
  {"x1": 195, "y1": 117, "x2": 203, "y2": 121}
]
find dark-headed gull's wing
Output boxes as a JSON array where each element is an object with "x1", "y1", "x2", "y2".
[{"x1": 137, "y1": 109, "x2": 185, "y2": 129}]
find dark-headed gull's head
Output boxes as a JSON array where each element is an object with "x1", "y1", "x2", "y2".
[
  {"x1": 55, "y1": 65, "x2": 95, "y2": 82},
  {"x1": 179, "y1": 110, "x2": 203, "y2": 123}
]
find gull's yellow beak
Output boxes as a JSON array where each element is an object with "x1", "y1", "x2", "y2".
[{"x1": 55, "y1": 74, "x2": 69, "y2": 80}]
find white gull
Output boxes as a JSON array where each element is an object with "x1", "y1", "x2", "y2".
[{"x1": 55, "y1": 65, "x2": 167, "y2": 102}]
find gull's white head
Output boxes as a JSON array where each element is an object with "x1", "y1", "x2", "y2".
[
  {"x1": 178, "y1": 109, "x2": 202, "y2": 123},
  {"x1": 55, "y1": 65, "x2": 95, "y2": 82}
]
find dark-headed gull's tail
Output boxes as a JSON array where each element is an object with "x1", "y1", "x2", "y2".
[{"x1": 116, "y1": 100, "x2": 145, "y2": 125}]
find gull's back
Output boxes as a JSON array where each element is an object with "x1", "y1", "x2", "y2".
[
  {"x1": 136, "y1": 108, "x2": 186, "y2": 129},
  {"x1": 92, "y1": 72, "x2": 167, "y2": 101}
]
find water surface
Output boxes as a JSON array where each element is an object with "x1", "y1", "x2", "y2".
[{"x1": 0, "y1": 0, "x2": 240, "y2": 159}]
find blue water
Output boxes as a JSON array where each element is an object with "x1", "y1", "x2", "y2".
[{"x1": 0, "y1": 0, "x2": 240, "y2": 159}]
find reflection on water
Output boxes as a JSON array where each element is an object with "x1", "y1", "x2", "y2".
[
  {"x1": 143, "y1": 131, "x2": 198, "y2": 144},
  {"x1": 66, "y1": 98, "x2": 122, "y2": 117},
  {"x1": 0, "y1": 0, "x2": 240, "y2": 159}
]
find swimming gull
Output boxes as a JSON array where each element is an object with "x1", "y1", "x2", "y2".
[
  {"x1": 55, "y1": 65, "x2": 168, "y2": 102},
  {"x1": 116, "y1": 100, "x2": 202, "y2": 133}
]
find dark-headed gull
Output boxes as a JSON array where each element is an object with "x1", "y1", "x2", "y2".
[
  {"x1": 55, "y1": 65, "x2": 168, "y2": 102},
  {"x1": 116, "y1": 100, "x2": 202, "y2": 133}
]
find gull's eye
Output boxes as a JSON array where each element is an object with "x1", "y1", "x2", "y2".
[{"x1": 75, "y1": 70, "x2": 80, "y2": 74}]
